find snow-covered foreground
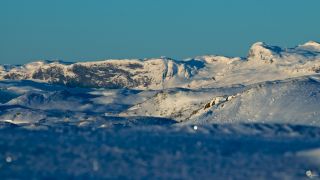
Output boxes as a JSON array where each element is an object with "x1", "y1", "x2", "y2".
[
  {"x1": 0, "y1": 122, "x2": 320, "y2": 179},
  {"x1": 1, "y1": 41, "x2": 320, "y2": 179},
  {"x1": 1, "y1": 75, "x2": 319, "y2": 126}
]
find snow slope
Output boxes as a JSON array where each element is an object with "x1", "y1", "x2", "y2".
[
  {"x1": 187, "y1": 75, "x2": 320, "y2": 125},
  {"x1": 121, "y1": 75, "x2": 320, "y2": 126}
]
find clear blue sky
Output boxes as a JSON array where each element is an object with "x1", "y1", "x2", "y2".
[{"x1": 1, "y1": 0, "x2": 319, "y2": 64}]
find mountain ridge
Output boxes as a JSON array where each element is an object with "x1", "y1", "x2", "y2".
[{"x1": 1, "y1": 41, "x2": 319, "y2": 90}]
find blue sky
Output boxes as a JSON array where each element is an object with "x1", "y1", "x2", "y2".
[{"x1": 1, "y1": 0, "x2": 320, "y2": 64}]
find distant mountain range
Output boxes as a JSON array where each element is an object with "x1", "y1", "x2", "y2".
[{"x1": 1, "y1": 41, "x2": 319, "y2": 89}]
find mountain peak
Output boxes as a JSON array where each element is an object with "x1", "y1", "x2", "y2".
[
  {"x1": 298, "y1": 41, "x2": 320, "y2": 52},
  {"x1": 247, "y1": 42, "x2": 282, "y2": 62},
  {"x1": 303, "y1": 41, "x2": 320, "y2": 47}
]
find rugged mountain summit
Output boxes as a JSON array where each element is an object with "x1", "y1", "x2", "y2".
[{"x1": 247, "y1": 42, "x2": 282, "y2": 63}]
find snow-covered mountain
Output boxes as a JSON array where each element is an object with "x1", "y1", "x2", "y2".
[
  {"x1": 1, "y1": 41, "x2": 320, "y2": 90},
  {"x1": 0, "y1": 58, "x2": 198, "y2": 89},
  {"x1": 0, "y1": 41, "x2": 320, "y2": 126}
]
